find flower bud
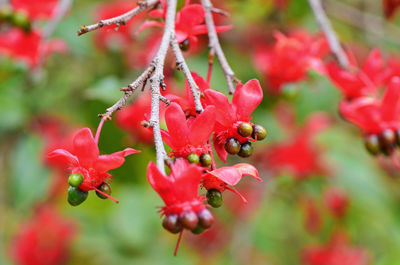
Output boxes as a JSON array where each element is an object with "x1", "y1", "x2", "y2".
[
  {"x1": 68, "y1": 173, "x2": 84, "y2": 187},
  {"x1": 252, "y1": 124, "x2": 267, "y2": 141},
  {"x1": 207, "y1": 189, "x2": 223, "y2": 208},
  {"x1": 67, "y1": 186, "x2": 88, "y2": 206},
  {"x1": 237, "y1": 122, "x2": 253, "y2": 137},
  {"x1": 96, "y1": 183, "x2": 112, "y2": 199},
  {"x1": 199, "y1": 153, "x2": 212, "y2": 167},
  {"x1": 238, "y1": 141, "x2": 254, "y2": 157},
  {"x1": 162, "y1": 214, "x2": 182, "y2": 234},
  {"x1": 224, "y1": 137, "x2": 241, "y2": 155},
  {"x1": 179, "y1": 211, "x2": 198, "y2": 230}
]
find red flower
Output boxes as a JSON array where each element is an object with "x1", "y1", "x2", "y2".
[
  {"x1": 339, "y1": 77, "x2": 400, "y2": 135},
  {"x1": 117, "y1": 93, "x2": 167, "y2": 145},
  {"x1": 139, "y1": 3, "x2": 231, "y2": 49},
  {"x1": 11, "y1": 0, "x2": 58, "y2": 20},
  {"x1": 302, "y1": 233, "x2": 370, "y2": 265},
  {"x1": 0, "y1": 28, "x2": 67, "y2": 67},
  {"x1": 9, "y1": 205, "x2": 77, "y2": 265},
  {"x1": 383, "y1": 0, "x2": 400, "y2": 19},
  {"x1": 161, "y1": 102, "x2": 216, "y2": 159},
  {"x1": 203, "y1": 79, "x2": 264, "y2": 162},
  {"x1": 147, "y1": 158, "x2": 206, "y2": 216},
  {"x1": 202, "y1": 163, "x2": 261, "y2": 201},
  {"x1": 300, "y1": 196, "x2": 323, "y2": 234},
  {"x1": 167, "y1": 72, "x2": 209, "y2": 117},
  {"x1": 47, "y1": 128, "x2": 140, "y2": 192},
  {"x1": 327, "y1": 49, "x2": 391, "y2": 100},
  {"x1": 253, "y1": 31, "x2": 329, "y2": 94},
  {"x1": 324, "y1": 187, "x2": 349, "y2": 219},
  {"x1": 260, "y1": 112, "x2": 331, "y2": 179},
  {"x1": 94, "y1": 1, "x2": 145, "y2": 50}
]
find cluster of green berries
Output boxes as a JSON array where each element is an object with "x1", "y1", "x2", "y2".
[
  {"x1": 224, "y1": 122, "x2": 267, "y2": 157},
  {"x1": 186, "y1": 152, "x2": 212, "y2": 167},
  {"x1": 364, "y1": 129, "x2": 400, "y2": 156},
  {"x1": 67, "y1": 173, "x2": 112, "y2": 206},
  {"x1": 162, "y1": 208, "x2": 214, "y2": 235},
  {"x1": 0, "y1": 6, "x2": 31, "y2": 32}
]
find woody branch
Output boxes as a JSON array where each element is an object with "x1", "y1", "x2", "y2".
[
  {"x1": 307, "y1": 0, "x2": 349, "y2": 69},
  {"x1": 201, "y1": 0, "x2": 237, "y2": 94}
]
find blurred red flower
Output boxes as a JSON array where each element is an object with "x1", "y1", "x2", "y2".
[
  {"x1": 9, "y1": 205, "x2": 77, "y2": 265},
  {"x1": 47, "y1": 128, "x2": 139, "y2": 192},
  {"x1": 300, "y1": 196, "x2": 323, "y2": 234},
  {"x1": 302, "y1": 233, "x2": 370, "y2": 265},
  {"x1": 0, "y1": 28, "x2": 67, "y2": 67},
  {"x1": 161, "y1": 102, "x2": 216, "y2": 158},
  {"x1": 147, "y1": 158, "x2": 206, "y2": 215},
  {"x1": 203, "y1": 79, "x2": 263, "y2": 162},
  {"x1": 324, "y1": 187, "x2": 349, "y2": 219},
  {"x1": 11, "y1": 0, "x2": 58, "y2": 20},
  {"x1": 253, "y1": 31, "x2": 329, "y2": 94}
]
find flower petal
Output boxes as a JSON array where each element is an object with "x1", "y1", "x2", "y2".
[
  {"x1": 109, "y1": 148, "x2": 141, "y2": 158},
  {"x1": 204, "y1": 89, "x2": 235, "y2": 126},
  {"x1": 362, "y1": 49, "x2": 383, "y2": 85},
  {"x1": 165, "y1": 103, "x2": 190, "y2": 148},
  {"x1": 232, "y1": 163, "x2": 262, "y2": 182},
  {"x1": 381, "y1": 76, "x2": 400, "y2": 122},
  {"x1": 73, "y1": 128, "x2": 99, "y2": 168},
  {"x1": 47, "y1": 149, "x2": 79, "y2": 168},
  {"x1": 232, "y1": 79, "x2": 263, "y2": 120},
  {"x1": 188, "y1": 105, "x2": 216, "y2": 145},
  {"x1": 213, "y1": 135, "x2": 228, "y2": 163},
  {"x1": 147, "y1": 162, "x2": 176, "y2": 205},
  {"x1": 137, "y1": 20, "x2": 164, "y2": 35},
  {"x1": 176, "y1": 4, "x2": 205, "y2": 29},
  {"x1": 208, "y1": 167, "x2": 242, "y2": 186},
  {"x1": 172, "y1": 159, "x2": 204, "y2": 202},
  {"x1": 94, "y1": 155, "x2": 125, "y2": 173}
]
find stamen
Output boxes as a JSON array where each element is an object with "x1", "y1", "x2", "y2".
[
  {"x1": 95, "y1": 117, "x2": 106, "y2": 145},
  {"x1": 92, "y1": 186, "x2": 119, "y2": 203},
  {"x1": 225, "y1": 186, "x2": 248, "y2": 204}
]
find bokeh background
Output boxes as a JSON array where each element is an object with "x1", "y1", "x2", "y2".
[{"x1": 1, "y1": 0, "x2": 400, "y2": 264}]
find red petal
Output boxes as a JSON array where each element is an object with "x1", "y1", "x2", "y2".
[
  {"x1": 213, "y1": 135, "x2": 228, "y2": 162},
  {"x1": 381, "y1": 76, "x2": 400, "y2": 122},
  {"x1": 161, "y1": 129, "x2": 174, "y2": 148},
  {"x1": 232, "y1": 163, "x2": 262, "y2": 182},
  {"x1": 137, "y1": 21, "x2": 164, "y2": 35},
  {"x1": 362, "y1": 49, "x2": 383, "y2": 84},
  {"x1": 208, "y1": 167, "x2": 242, "y2": 186},
  {"x1": 94, "y1": 155, "x2": 125, "y2": 173},
  {"x1": 204, "y1": 89, "x2": 235, "y2": 126},
  {"x1": 147, "y1": 162, "x2": 176, "y2": 205},
  {"x1": 109, "y1": 148, "x2": 141, "y2": 157},
  {"x1": 188, "y1": 106, "x2": 216, "y2": 145},
  {"x1": 191, "y1": 25, "x2": 232, "y2": 36},
  {"x1": 172, "y1": 160, "x2": 204, "y2": 202},
  {"x1": 73, "y1": 128, "x2": 99, "y2": 168},
  {"x1": 165, "y1": 103, "x2": 190, "y2": 148},
  {"x1": 232, "y1": 79, "x2": 263, "y2": 120},
  {"x1": 47, "y1": 149, "x2": 79, "y2": 168},
  {"x1": 176, "y1": 4, "x2": 205, "y2": 29},
  {"x1": 339, "y1": 99, "x2": 382, "y2": 133}
]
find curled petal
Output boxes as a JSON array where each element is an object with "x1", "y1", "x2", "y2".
[
  {"x1": 188, "y1": 106, "x2": 216, "y2": 146},
  {"x1": 232, "y1": 163, "x2": 262, "y2": 182},
  {"x1": 73, "y1": 128, "x2": 99, "y2": 168},
  {"x1": 208, "y1": 167, "x2": 242, "y2": 186},
  {"x1": 47, "y1": 149, "x2": 79, "y2": 168},
  {"x1": 232, "y1": 79, "x2": 263, "y2": 120},
  {"x1": 109, "y1": 148, "x2": 141, "y2": 158}
]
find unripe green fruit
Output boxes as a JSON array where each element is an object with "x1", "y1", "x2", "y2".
[
  {"x1": 238, "y1": 141, "x2": 254, "y2": 157},
  {"x1": 68, "y1": 173, "x2": 84, "y2": 187},
  {"x1": 224, "y1": 137, "x2": 241, "y2": 155},
  {"x1": 199, "y1": 153, "x2": 212, "y2": 167},
  {"x1": 237, "y1": 122, "x2": 253, "y2": 137},
  {"x1": 187, "y1": 153, "x2": 200, "y2": 164},
  {"x1": 252, "y1": 124, "x2": 267, "y2": 141},
  {"x1": 96, "y1": 182, "x2": 112, "y2": 199},
  {"x1": 67, "y1": 186, "x2": 88, "y2": 206},
  {"x1": 206, "y1": 189, "x2": 223, "y2": 208}
]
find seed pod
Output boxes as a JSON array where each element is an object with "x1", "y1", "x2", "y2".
[
  {"x1": 179, "y1": 212, "x2": 198, "y2": 230},
  {"x1": 364, "y1": 134, "x2": 380, "y2": 155},
  {"x1": 237, "y1": 122, "x2": 253, "y2": 137},
  {"x1": 379, "y1": 129, "x2": 396, "y2": 155},
  {"x1": 179, "y1": 39, "x2": 190, "y2": 51},
  {"x1": 96, "y1": 182, "x2": 112, "y2": 199},
  {"x1": 68, "y1": 173, "x2": 84, "y2": 187},
  {"x1": 252, "y1": 124, "x2": 267, "y2": 141},
  {"x1": 197, "y1": 209, "x2": 214, "y2": 229},
  {"x1": 162, "y1": 214, "x2": 182, "y2": 234},
  {"x1": 200, "y1": 153, "x2": 212, "y2": 167},
  {"x1": 67, "y1": 186, "x2": 88, "y2": 206},
  {"x1": 224, "y1": 137, "x2": 241, "y2": 155},
  {"x1": 238, "y1": 141, "x2": 254, "y2": 157},
  {"x1": 206, "y1": 189, "x2": 223, "y2": 208},
  {"x1": 191, "y1": 224, "x2": 206, "y2": 234},
  {"x1": 187, "y1": 153, "x2": 200, "y2": 164}
]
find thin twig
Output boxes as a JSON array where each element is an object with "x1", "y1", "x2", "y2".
[
  {"x1": 148, "y1": 0, "x2": 177, "y2": 173},
  {"x1": 201, "y1": 0, "x2": 237, "y2": 94},
  {"x1": 170, "y1": 37, "x2": 204, "y2": 113},
  {"x1": 77, "y1": 0, "x2": 159, "y2": 36},
  {"x1": 307, "y1": 0, "x2": 349, "y2": 69},
  {"x1": 159, "y1": 95, "x2": 171, "y2": 105},
  {"x1": 99, "y1": 65, "x2": 155, "y2": 120}
]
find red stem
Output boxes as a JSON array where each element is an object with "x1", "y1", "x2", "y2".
[
  {"x1": 92, "y1": 186, "x2": 119, "y2": 203},
  {"x1": 95, "y1": 118, "x2": 106, "y2": 145},
  {"x1": 206, "y1": 52, "x2": 214, "y2": 84},
  {"x1": 174, "y1": 229, "x2": 184, "y2": 256}
]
